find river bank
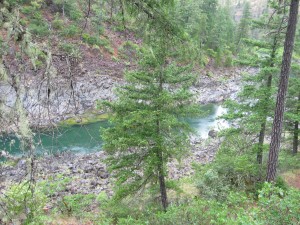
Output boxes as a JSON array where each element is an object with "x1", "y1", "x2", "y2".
[{"x1": 0, "y1": 136, "x2": 220, "y2": 204}]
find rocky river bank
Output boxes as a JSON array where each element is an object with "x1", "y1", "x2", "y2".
[
  {"x1": 0, "y1": 136, "x2": 220, "y2": 201},
  {"x1": 0, "y1": 65, "x2": 257, "y2": 207}
]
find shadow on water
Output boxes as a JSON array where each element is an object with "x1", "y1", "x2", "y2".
[{"x1": 0, "y1": 104, "x2": 228, "y2": 156}]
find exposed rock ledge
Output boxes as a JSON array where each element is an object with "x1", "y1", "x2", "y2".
[{"x1": 0, "y1": 66, "x2": 257, "y2": 130}]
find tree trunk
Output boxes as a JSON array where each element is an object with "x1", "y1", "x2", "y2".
[
  {"x1": 257, "y1": 31, "x2": 278, "y2": 165},
  {"x1": 156, "y1": 71, "x2": 168, "y2": 211},
  {"x1": 157, "y1": 150, "x2": 168, "y2": 211},
  {"x1": 257, "y1": 74, "x2": 273, "y2": 165},
  {"x1": 266, "y1": 0, "x2": 299, "y2": 182},
  {"x1": 257, "y1": 122, "x2": 266, "y2": 164},
  {"x1": 292, "y1": 92, "x2": 300, "y2": 154}
]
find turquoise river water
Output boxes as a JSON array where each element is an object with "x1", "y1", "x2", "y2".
[{"x1": 0, "y1": 104, "x2": 228, "y2": 156}]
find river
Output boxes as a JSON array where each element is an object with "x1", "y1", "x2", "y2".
[{"x1": 0, "y1": 104, "x2": 227, "y2": 156}]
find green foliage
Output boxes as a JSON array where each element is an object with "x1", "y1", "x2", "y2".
[
  {"x1": 58, "y1": 42, "x2": 81, "y2": 58},
  {"x1": 195, "y1": 133, "x2": 260, "y2": 200},
  {"x1": 53, "y1": 0, "x2": 83, "y2": 21},
  {"x1": 0, "y1": 182, "x2": 47, "y2": 224},
  {"x1": 82, "y1": 33, "x2": 110, "y2": 47},
  {"x1": 38, "y1": 174, "x2": 71, "y2": 196},
  {"x1": 60, "y1": 24, "x2": 80, "y2": 37},
  {"x1": 118, "y1": 41, "x2": 140, "y2": 59},
  {"x1": 21, "y1": 5, "x2": 36, "y2": 14},
  {"x1": 101, "y1": 32, "x2": 200, "y2": 208},
  {"x1": 235, "y1": 2, "x2": 252, "y2": 52},
  {"x1": 52, "y1": 14, "x2": 64, "y2": 30},
  {"x1": 28, "y1": 16, "x2": 50, "y2": 37},
  {"x1": 94, "y1": 186, "x2": 300, "y2": 225},
  {"x1": 257, "y1": 183, "x2": 300, "y2": 224},
  {"x1": 58, "y1": 194, "x2": 96, "y2": 218}
]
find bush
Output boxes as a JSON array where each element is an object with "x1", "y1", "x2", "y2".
[
  {"x1": 58, "y1": 194, "x2": 96, "y2": 218},
  {"x1": 21, "y1": 6, "x2": 35, "y2": 15},
  {"x1": 68, "y1": 9, "x2": 83, "y2": 21},
  {"x1": 119, "y1": 41, "x2": 140, "y2": 59},
  {"x1": 38, "y1": 174, "x2": 71, "y2": 196},
  {"x1": 257, "y1": 183, "x2": 300, "y2": 224},
  {"x1": 0, "y1": 182, "x2": 47, "y2": 224},
  {"x1": 196, "y1": 169, "x2": 230, "y2": 200},
  {"x1": 60, "y1": 24, "x2": 80, "y2": 37},
  {"x1": 82, "y1": 33, "x2": 110, "y2": 48},
  {"x1": 194, "y1": 133, "x2": 260, "y2": 200},
  {"x1": 52, "y1": 16, "x2": 64, "y2": 30},
  {"x1": 59, "y1": 42, "x2": 81, "y2": 58},
  {"x1": 28, "y1": 23, "x2": 50, "y2": 36}
]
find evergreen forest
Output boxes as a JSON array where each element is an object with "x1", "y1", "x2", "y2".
[{"x1": 0, "y1": 0, "x2": 299, "y2": 224}]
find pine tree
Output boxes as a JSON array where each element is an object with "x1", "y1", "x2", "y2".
[
  {"x1": 222, "y1": 1, "x2": 287, "y2": 170},
  {"x1": 101, "y1": 26, "x2": 199, "y2": 210},
  {"x1": 235, "y1": 1, "x2": 251, "y2": 52},
  {"x1": 100, "y1": 4, "x2": 198, "y2": 210},
  {"x1": 267, "y1": 0, "x2": 299, "y2": 182},
  {"x1": 285, "y1": 65, "x2": 300, "y2": 154}
]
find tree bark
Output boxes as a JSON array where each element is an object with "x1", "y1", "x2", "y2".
[
  {"x1": 257, "y1": 32, "x2": 279, "y2": 165},
  {"x1": 257, "y1": 73, "x2": 273, "y2": 165},
  {"x1": 156, "y1": 70, "x2": 168, "y2": 211},
  {"x1": 292, "y1": 92, "x2": 300, "y2": 154},
  {"x1": 157, "y1": 149, "x2": 168, "y2": 211},
  {"x1": 266, "y1": 0, "x2": 299, "y2": 182}
]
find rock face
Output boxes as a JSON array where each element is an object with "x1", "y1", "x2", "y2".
[{"x1": 0, "y1": 65, "x2": 255, "y2": 129}]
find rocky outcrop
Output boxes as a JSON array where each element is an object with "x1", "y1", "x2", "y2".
[{"x1": 0, "y1": 65, "x2": 255, "y2": 130}]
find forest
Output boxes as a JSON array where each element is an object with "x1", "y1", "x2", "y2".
[{"x1": 0, "y1": 0, "x2": 299, "y2": 224}]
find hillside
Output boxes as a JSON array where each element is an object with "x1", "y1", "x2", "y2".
[{"x1": 0, "y1": 1, "x2": 299, "y2": 224}]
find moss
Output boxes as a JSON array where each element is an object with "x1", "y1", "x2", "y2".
[{"x1": 58, "y1": 112, "x2": 108, "y2": 127}]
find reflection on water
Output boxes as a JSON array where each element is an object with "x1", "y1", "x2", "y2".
[{"x1": 0, "y1": 104, "x2": 228, "y2": 156}]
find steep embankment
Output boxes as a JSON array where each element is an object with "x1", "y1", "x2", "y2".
[{"x1": 0, "y1": 1, "x2": 262, "y2": 132}]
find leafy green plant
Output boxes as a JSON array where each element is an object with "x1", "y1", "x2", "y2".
[
  {"x1": 0, "y1": 182, "x2": 47, "y2": 224},
  {"x1": 60, "y1": 24, "x2": 80, "y2": 37},
  {"x1": 59, "y1": 42, "x2": 82, "y2": 58},
  {"x1": 257, "y1": 183, "x2": 300, "y2": 224},
  {"x1": 58, "y1": 194, "x2": 96, "y2": 218},
  {"x1": 38, "y1": 174, "x2": 71, "y2": 196},
  {"x1": 52, "y1": 14, "x2": 64, "y2": 30},
  {"x1": 82, "y1": 33, "x2": 110, "y2": 48},
  {"x1": 195, "y1": 133, "x2": 260, "y2": 200}
]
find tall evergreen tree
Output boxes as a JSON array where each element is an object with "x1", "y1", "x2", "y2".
[
  {"x1": 222, "y1": 1, "x2": 287, "y2": 170},
  {"x1": 235, "y1": 1, "x2": 251, "y2": 52},
  {"x1": 267, "y1": 0, "x2": 299, "y2": 182},
  {"x1": 101, "y1": 2, "x2": 199, "y2": 210},
  {"x1": 285, "y1": 65, "x2": 300, "y2": 154},
  {"x1": 101, "y1": 43, "x2": 199, "y2": 210}
]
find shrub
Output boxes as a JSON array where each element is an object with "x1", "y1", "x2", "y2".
[
  {"x1": 257, "y1": 183, "x2": 300, "y2": 224},
  {"x1": 118, "y1": 41, "x2": 140, "y2": 59},
  {"x1": 21, "y1": 6, "x2": 35, "y2": 15},
  {"x1": 59, "y1": 42, "x2": 81, "y2": 58},
  {"x1": 38, "y1": 174, "x2": 71, "y2": 196},
  {"x1": 0, "y1": 182, "x2": 47, "y2": 224},
  {"x1": 68, "y1": 9, "x2": 83, "y2": 21},
  {"x1": 52, "y1": 15, "x2": 64, "y2": 30},
  {"x1": 82, "y1": 33, "x2": 110, "y2": 48},
  {"x1": 60, "y1": 24, "x2": 80, "y2": 37},
  {"x1": 194, "y1": 133, "x2": 260, "y2": 200},
  {"x1": 58, "y1": 194, "x2": 96, "y2": 218}
]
